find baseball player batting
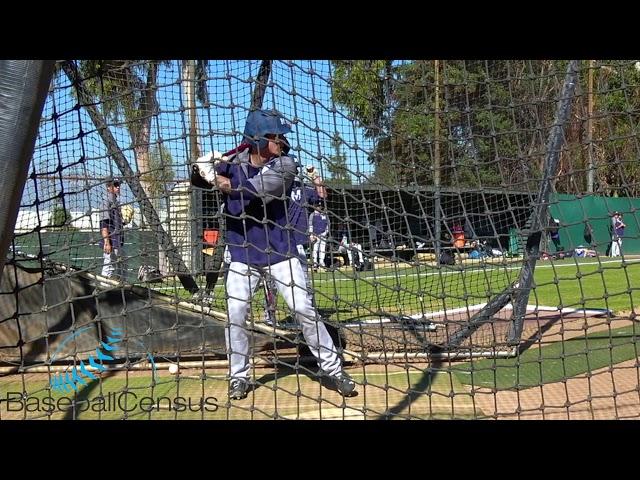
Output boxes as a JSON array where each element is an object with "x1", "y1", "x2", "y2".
[{"x1": 193, "y1": 108, "x2": 356, "y2": 400}]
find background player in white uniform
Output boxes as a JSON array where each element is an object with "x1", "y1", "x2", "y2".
[{"x1": 337, "y1": 227, "x2": 364, "y2": 270}]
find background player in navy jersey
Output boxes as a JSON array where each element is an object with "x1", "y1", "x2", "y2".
[
  {"x1": 194, "y1": 109, "x2": 356, "y2": 400},
  {"x1": 99, "y1": 177, "x2": 127, "y2": 281},
  {"x1": 262, "y1": 167, "x2": 327, "y2": 327},
  {"x1": 309, "y1": 202, "x2": 330, "y2": 271},
  {"x1": 611, "y1": 211, "x2": 626, "y2": 257}
]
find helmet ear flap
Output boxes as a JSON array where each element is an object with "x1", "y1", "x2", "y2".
[{"x1": 280, "y1": 136, "x2": 291, "y2": 154}]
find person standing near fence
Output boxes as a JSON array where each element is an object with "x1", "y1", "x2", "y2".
[
  {"x1": 367, "y1": 221, "x2": 379, "y2": 251},
  {"x1": 99, "y1": 177, "x2": 127, "y2": 281},
  {"x1": 337, "y1": 226, "x2": 364, "y2": 270},
  {"x1": 309, "y1": 202, "x2": 330, "y2": 272},
  {"x1": 193, "y1": 109, "x2": 356, "y2": 400},
  {"x1": 548, "y1": 218, "x2": 562, "y2": 252},
  {"x1": 611, "y1": 211, "x2": 626, "y2": 257},
  {"x1": 583, "y1": 221, "x2": 593, "y2": 246}
]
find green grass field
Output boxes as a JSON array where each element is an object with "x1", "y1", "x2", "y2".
[
  {"x1": 528, "y1": 258, "x2": 640, "y2": 313},
  {"x1": 5, "y1": 232, "x2": 640, "y2": 419},
  {"x1": 452, "y1": 324, "x2": 640, "y2": 390},
  {"x1": 258, "y1": 257, "x2": 640, "y2": 322},
  {"x1": 15, "y1": 231, "x2": 640, "y2": 319},
  {"x1": 167, "y1": 257, "x2": 640, "y2": 327},
  {"x1": 0, "y1": 367, "x2": 476, "y2": 420}
]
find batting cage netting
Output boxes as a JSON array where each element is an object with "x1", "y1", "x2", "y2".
[{"x1": 1, "y1": 59, "x2": 639, "y2": 419}]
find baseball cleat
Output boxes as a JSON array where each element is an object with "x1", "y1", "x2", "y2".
[
  {"x1": 228, "y1": 378, "x2": 249, "y2": 400},
  {"x1": 330, "y1": 371, "x2": 357, "y2": 397}
]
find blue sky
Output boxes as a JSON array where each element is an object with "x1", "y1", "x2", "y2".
[{"x1": 26, "y1": 60, "x2": 375, "y2": 215}]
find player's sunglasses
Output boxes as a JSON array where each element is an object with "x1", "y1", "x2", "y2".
[
  {"x1": 266, "y1": 134, "x2": 290, "y2": 153},
  {"x1": 265, "y1": 133, "x2": 287, "y2": 142}
]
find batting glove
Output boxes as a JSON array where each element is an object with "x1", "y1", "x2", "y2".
[{"x1": 195, "y1": 151, "x2": 226, "y2": 185}]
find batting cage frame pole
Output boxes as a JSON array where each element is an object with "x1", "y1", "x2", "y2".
[
  {"x1": 433, "y1": 59, "x2": 442, "y2": 264},
  {"x1": 0, "y1": 60, "x2": 54, "y2": 278},
  {"x1": 441, "y1": 60, "x2": 580, "y2": 351},
  {"x1": 199, "y1": 60, "x2": 273, "y2": 292},
  {"x1": 251, "y1": 60, "x2": 272, "y2": 111},
  {"x1": 506, "y1": 60, "x2": 579, "y2": 345},
  {"x1": 62, "y1": 61, "x2": 200, "y2": 293}
]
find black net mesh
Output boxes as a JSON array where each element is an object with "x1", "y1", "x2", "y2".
[{"x1": 1, "y1": 60, "x2": 639, "y2": 420}]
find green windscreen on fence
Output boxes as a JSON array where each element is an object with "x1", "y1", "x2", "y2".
[{"x1": 549, "y1": 193, "x2": 640, "y2": 255}]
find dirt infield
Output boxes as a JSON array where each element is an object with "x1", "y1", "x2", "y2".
[
  {"x1": 470, "y1": 358, "x2": 640, "y2": 420},
  {"x1": 469, "y1": 315, "x2": 640, "y2": 420},
  {"x1": 1, "y1": 355, "x2": 636, "y2": 420},
  {"x1": 341, "y1": 304, "x2": 617, "y2": 354},
  {"x1": 0, "y1": 363, "x2": 476, "y2": 420}
]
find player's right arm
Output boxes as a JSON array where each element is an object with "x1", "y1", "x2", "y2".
[
  {"x1": 308, "y1": 212, "x2": 317, "y2": 243},
  {"x1": 100, "y1": 222, "x2": 111, "y2": 254},
  {"x1": 100, "y1": 200, "x2": 112, "y2": 254},
  {"x1": 312, "y1": 175, "x2": 327, "y2": 199}
]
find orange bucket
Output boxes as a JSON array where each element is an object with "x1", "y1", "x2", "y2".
[
  {"x1": 453, "y1": 232, "x2": 465, "y2": 248},
  {"x1": 203, "y1": 229, "x2": 219, "y2": 245}
]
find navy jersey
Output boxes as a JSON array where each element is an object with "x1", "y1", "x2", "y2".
[
  {"x1": 216, "y1": 149, "x2": 298, "y2": 267},
  {"x1": 99, "y1": 192, "x2": 124, "y2": 249},
  {"x1": 290, "y1": 183, "x2": 319, "y2": 246},
  {"x1": 310, "y1": 211, "x2": 330, "y2": 235},
  {"x1": 613, "y1": 217, "x2": 625, "y2": 236}
]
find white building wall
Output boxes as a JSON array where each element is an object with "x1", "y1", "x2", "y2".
[{"x1": 167, "y1": 182, "x2": 193, "y2": 270}]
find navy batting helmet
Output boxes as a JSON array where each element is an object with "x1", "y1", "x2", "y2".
[{"x1": 243, "y1": 109, "x2": 292, "y2": 151}]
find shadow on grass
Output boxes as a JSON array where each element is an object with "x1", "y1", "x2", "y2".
[
  {"x1": 517, "y1": 313, "x2": 565, "y2": 354},
  {"x1": 277, "y1": 308, "x2": 354, "y2": 326},
  {"x1": 374, "y1": 359, "x2": 442, "y2": 420},
  {"x1": 251, "y1": 360, "x2": 361, "y2": 400}
]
